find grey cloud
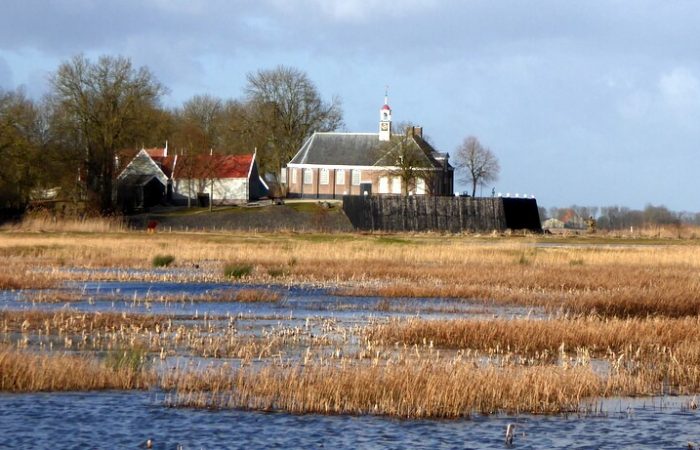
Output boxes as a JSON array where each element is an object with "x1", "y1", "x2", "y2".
[
  {"x1": 0, "y1": 56, "x2": 12, "y2": 88},
  {"x1": 2, "y1": 0, "x2": 700, "y2": 209}
]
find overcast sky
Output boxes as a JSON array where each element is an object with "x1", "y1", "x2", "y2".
[{"x1": 1, "y1": 0, "x2": 699, "y2": 211}]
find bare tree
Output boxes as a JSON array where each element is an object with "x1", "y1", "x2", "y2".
[
  {"x1": 375, "y1": 131, "x2": 435, "y2": 195},
  {"x1": 50, "y1": 55, "x2": 164, "y2": 212},
  {"x1": 245, "y1": 65, "x2": 343, "y2": 182},
  {"x1": 179, "y1": 94, "x2": 223, "y2": 150},
  {"x1": 454, "y1": 136, "x2": 500, "y2": 197}
]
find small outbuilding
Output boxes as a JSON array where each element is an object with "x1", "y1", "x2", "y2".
[{"x1": 116, "y1": 146, "x2": 268, "y2": 211}]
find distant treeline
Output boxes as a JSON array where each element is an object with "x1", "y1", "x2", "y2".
[
  {"x1": 541, "y1": 204, "x2": 698, "y2": 229},
  {"x1": 0, "y1": 55, "x2": 342, "y2": 214}
]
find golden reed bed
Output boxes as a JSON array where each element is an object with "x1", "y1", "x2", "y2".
[
  {"x1": 0, "y1": 345, "x2": 152, "y2": 392},
  {"x1": 3, "y1": 228, "x2": 700, "y2": 416},
  {"x1": 2, "y1": 229, "x2": 700, "y2": 317}
]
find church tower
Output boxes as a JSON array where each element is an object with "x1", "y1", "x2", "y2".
[{"x1": 378, "y1": 89, "x2": 392, "y2": 141}]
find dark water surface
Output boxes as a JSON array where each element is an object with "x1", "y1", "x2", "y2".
[
  {"x1": 3, "y1": 278, "x2": 699, "y2": 449},
  {"x1": 3, "y1": 280, "x2": 536, "y2": 320},
  {"x1": 1, "y1": 391, "x2": 698, "y2": 449}
]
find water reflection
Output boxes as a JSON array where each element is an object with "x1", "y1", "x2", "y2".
[{"x1": 0, "y1": 391, "x2": 696, "y2": 449}]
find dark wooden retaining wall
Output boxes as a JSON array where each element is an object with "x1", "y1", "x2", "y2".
[{"x1": 342, "y1": 196, "x2": 541, "y2": 232}]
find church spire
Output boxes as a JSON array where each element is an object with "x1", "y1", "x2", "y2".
[{"x1": 379, "y1": 86, "x2": 392, "y2": 141}]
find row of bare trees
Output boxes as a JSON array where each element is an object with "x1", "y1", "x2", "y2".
[
  {"x1": 0, "y1": 56, "x2": 343, "y2": 213},
  {"x1": 1, "y1": 53, "x2": 501, "y2": 215},
  {"x1": 543, "y1": 204, "x2": 700, "y2": 229}
]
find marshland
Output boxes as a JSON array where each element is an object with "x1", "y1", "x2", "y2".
[{"x1": 2, "y1": 223, "x2": 700, "y2": 448}]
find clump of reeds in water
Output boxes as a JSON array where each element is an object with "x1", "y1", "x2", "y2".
[
  {"x1": 223, "y1": 263, "x2": 253, "y2": 278},
  {"x1": 0, "y1": 273, "x2": 57, "y2": 290},
  {"x1": 0, "y1": 345, "x2": 153, "y2": 392},
  {"x1": 160, "y1": 333, "x2": 700, "y2": 418},
  {"x1": 0, "y1": 310, "x2": 172, "y2": 334},
  {"x1": 366, "y1": 316, "x2": 700, "y2": 356},
  {"x1": 162, "y1": 358, "x2": 602, "y2": 417},
  {"x1": 234, "y1": 289, "x2": 282, "y2": 303}
]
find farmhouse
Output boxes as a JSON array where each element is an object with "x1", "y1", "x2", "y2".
[
  {"x1": 283, "y1": 97, "x2": 454, "y2": 199},
  {"x1": 116, "y1": 146, "x2": 268, "y2": 211}
]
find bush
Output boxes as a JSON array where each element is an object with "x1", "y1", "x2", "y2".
[
  {"x1": 267, "y1": 267, "x2": 288, "y2": 278},
  {"x1": 152, "y1": 254, "x2": 175, "y2": 267},
  {"x1": 105, "y1": 347, "x2": 149, "y2": 372},
  {"x1": 224, "y1": 263, "x2": 253, "y2": 278}
]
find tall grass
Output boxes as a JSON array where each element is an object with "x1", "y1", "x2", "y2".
[
  {"x1": 0, "y1": 273, "x2": 56, "y2": 290},
  {"x1": 223, "y1": 263, "x2": 253, "y2": 278},
  {"x1": 234, "y1": 289, "x2": 282, "y2": 303},
  {"x1": 4, "y1": 231, "x2": 700, "y2": 316},
  {"x1": 3, "y1": 214, "x2": 126, "y2": 233},
  {"x1": 163, "y1": 360, "x2": 602, "y2": 417},
  {"x1": 0, "y1": 345, "x2": 153, "y2": 392},
  {"x1": 367, "y1": 316, "x2": 700, "y2": 355},
  {"x1": 0, "y1": 310, "x2": 171, "y2": 333}
]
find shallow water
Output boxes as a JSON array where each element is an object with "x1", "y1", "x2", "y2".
[
  {"x1": 3, "y1": 280, "x2": 537, "y2": 321},
  {"x1": 1, "y1": 391, "x2": 698, "y2": 449},
  {"x1": 4, "y1": 277, "x2": 695, "y2": 449}
]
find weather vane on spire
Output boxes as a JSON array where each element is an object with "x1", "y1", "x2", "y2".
[{"x1": 384, "y1": 85, "x2": 389, "y2": 105}]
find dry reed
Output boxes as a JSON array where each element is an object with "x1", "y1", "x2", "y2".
[
  {"x1": 367, "y1": 316, "x2": 700, "y2": 355},
  {"x1": 162, "y1": 359, "x2": 602, "y2": 417},
  {"x1": 0, "y1": 272, "x2": 57, "y2": 290},
  {"x1": 3, "y1": 214, "x2": 126, "y2": 233},
  {"x1": 0, "y1": 345, "x2": 153, "y2": 392},
  {"x1": 234, "y1": 289, "x2": 282, "y2": 303},
  {"x1": 3, "y1": 232, "x2": 700, "y2": 317},
  {"x1": 0, "y1": 310, "x2": 172, "y2": 334}
]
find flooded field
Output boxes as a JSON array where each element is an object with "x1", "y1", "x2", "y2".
[
  {"x1": 1, "y1": 391, "x2": 698, "y2": 449},
  {"x1": 3, "y1": 231, "x2": 700, "y2": 448}
]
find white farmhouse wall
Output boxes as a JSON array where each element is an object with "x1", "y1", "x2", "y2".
[
  {"x1": 174, "y1": 177, "x2": 249, "y2": 204},
  {"x1": 212, "y1": 178, "x2": 248, "y2": 203}
]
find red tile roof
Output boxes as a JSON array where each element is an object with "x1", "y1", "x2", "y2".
[
  {"x1": 151, "y1": 154, "x2": 254, "y2": 180},
  {"x1": 145, "y1": 148, "x2": 167, "y2": 158}
]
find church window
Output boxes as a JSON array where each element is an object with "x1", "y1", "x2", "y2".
[
  {"x1": 336, "y1": 169, "x2": 345, "y2": 185},
  {"x1": 391, "y1": 176, "x2": 401, "y2": 194}
]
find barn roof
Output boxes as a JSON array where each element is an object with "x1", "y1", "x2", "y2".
[
  {"x1": 118, "y1": 150, "x2": 256, "y2": 182},
  {"x1": 145, "y1": 147, "x2": 167, "y2": 158},
  {"x1": 153, "y1": 154, "x2": 254, "y2": 180}
]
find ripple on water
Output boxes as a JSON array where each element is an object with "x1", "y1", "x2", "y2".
[{"x1": 0, "y1": 392, "x2": 698, "y2": 449}]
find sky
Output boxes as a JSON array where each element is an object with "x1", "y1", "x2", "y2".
[{"x1": 1, "y1": 0, "x2": 699, "y2": 212}]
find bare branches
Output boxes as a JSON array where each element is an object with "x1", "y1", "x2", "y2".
[
  {"x1": 454, "y1": 136, "x2": 500, "y2": 197},
  {"x1": 375, "y1": 132, "x2": 434, "y2": 195},
  {"x1": 245, "y1": 65, "x2": 343, "y2": 181},
  {"x1": 49, "y1": 55, "x2": 164, "y2": 212}
]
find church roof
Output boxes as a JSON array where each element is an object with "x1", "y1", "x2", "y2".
[
  {"x1": 288, "y1": 132, "x2": 451, "y2": 169},
  {"x1": 290, "y1": 133, "x2": 385, "y2": 166}
]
